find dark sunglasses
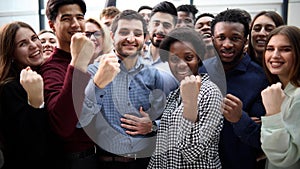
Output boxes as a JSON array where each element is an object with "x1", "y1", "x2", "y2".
[{"x1": 85, "y1": 31, "x2": 103, "y2": 39}]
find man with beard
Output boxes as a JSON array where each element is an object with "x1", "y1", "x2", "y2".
[
  {"x1": 78, "y1": 10, "x2": 177, "y2": 169},
  {"x1": 201, "y1": 9, "x2": 269, "y2": 169},
  {"x1": 142, "y1": 1, "x2": 177, "y2": 75}
]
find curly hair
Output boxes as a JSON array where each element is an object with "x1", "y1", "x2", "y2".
[{"x1": 211, "y1": 8, "x2": 250, "y2": 38}]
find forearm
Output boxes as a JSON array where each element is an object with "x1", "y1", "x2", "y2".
[
  {"x1": 232, "y1": 112, "x2": 262, "y2": 149},
  {"x1": 261, "y1": 113, "x2": 300, "y2": 167}
]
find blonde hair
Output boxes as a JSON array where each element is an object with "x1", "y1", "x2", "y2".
[{"x1": 85, "y1": 17, "x2": 113, "y2": 55}]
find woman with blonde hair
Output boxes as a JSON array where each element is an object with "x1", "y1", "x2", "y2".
[
  {"x1": 85, "y1": 17, "x2": 113, "y2": 62},
  {"x1": 38, "y1": 29, "x2": 57, "y2": 63}
]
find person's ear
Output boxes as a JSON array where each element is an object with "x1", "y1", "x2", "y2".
[
  {"x1": 48, "y1": 20, "x2": 55, "y2": 32},
  {"x1": 110, "y1": 31, "x2": 114, "y2": 43}
]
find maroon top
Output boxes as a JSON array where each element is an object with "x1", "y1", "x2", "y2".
[{"x1": 40, "y1": 47, "x2": 94, "y2": 153}]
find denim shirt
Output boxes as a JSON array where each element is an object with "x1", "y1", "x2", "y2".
[{"x1": 78, "y1": 56, "x2": 177, "y2": 157}]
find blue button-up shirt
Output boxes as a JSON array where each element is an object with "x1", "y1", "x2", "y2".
[{"x1": 78, "y1": 56, "x2": 177, "y2": 157}]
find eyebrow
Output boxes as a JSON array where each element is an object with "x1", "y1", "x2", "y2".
[
  {"x1": 16, "y1": 39, "x2": 27, "y2": 46},
  {"x1": 61, "y1": 13, "x2": 84, "y2": 18}
]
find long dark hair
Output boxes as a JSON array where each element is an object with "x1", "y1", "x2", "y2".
[
  {"x1": 248, "y1": 11, "x2": 285, "y2": 64},
  {"x1": 0, "y1": 21, "x2": 37, "y2": 91}
]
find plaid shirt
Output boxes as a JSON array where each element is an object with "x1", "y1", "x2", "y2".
[{"x1": 148, "y1": 74, "x2": 223, "y2": 169}]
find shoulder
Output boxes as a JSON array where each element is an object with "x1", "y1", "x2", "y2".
[
  {"x1": 203, "y1": 56, "x2": 218, "y2": 64},
  {"x1": 1, "y1": 79, "x2": 22, "y2": 93},
  {"x1": 41, "y1": 50, "x2": 70, "y2": 74},
  {"x1": 201, "y1": 74, "x2": 222, "y2": 96}
]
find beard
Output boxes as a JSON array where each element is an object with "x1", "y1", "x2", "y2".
[
  {"x1": 150, "y1": 37, "x2": 161, "y2": 48},
  {"x1": 115, "y1": 43, "x2": 143, "y2": 58},
  {"x1": 150, "y1": 32, "x2": 166, "y2": 48}
]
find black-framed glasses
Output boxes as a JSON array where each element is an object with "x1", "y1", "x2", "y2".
[{"x1": 85, "y1": 31, "x2": 103, "y2": 39}]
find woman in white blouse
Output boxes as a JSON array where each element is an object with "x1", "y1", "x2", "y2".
[{"x1": 261, "y1": 25, "x2": 300, "y2": 169}]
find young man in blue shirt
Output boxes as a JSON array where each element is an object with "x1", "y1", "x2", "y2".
[
  {"x1": 78, "y1": 9, "x2": 177, "y2": 169},
  {"x1": 201, "y1": 8, "x2": 269, "y2": 169}
]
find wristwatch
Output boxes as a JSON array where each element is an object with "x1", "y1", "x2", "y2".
[{"x1": 151, "y1": 121, "x2": 158, "y2": 133}]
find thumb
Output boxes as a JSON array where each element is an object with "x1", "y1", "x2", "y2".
[
  {"x1": 196, "y1": 75, "x2": 201, "y2": 90},
  {"x1": 139, "y1": 107, "x2": 148, "y2": 117}
]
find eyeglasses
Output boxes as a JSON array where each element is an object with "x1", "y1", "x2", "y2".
[{"x1": 85, "y1": 31, "x2": 103, "y2": 39}]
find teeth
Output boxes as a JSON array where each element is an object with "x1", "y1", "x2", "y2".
[
  {"x1": 271, "y1": 62, "x2": 282, "y2": 67},
  {"x1": 257, "y1": 41, "x2": 265, "y2": 44},
  {"x1": 32, "y1": 51, "x2": 40, "y2": 56},
  {"x1": 203, "y1": 34, "x2": 211, "y2": 38}
]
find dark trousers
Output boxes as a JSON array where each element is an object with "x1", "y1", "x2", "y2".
[
  {"x1": 66, "y1": 154, "x2": 100, "y2": 169},
  {"x1": 97, "y1": 147, "x2": 150, "y2": 169},
  {"x1": 99, "y1": 157, "x2": 150, "y2": 169},
  {"x1": 64, "y1": 146, "x2": 100, "y2": 169}
]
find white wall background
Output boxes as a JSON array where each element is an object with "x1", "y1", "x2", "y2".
[
  {"x1": 0, "y1": 0, "x2": 40, "y2": 32},
  {"x1": 0, "y1": 0, "x2": 299, "y2": 33},
  {"x1": 288, "y1": 0, "x2": 300, "y2": 27}
]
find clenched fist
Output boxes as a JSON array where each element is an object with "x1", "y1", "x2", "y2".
[
  {"x1": 261, "y1": 82, "x2": 285, "y2": 116},
  {"x1": 70, "y1": 33, "x2": 95, "y2": 72},
  {"x1": 93, "y1": 53, "x2": 120, "y2": 88},
  {"x1": 223, "y1": 94, "x2": 243, "y2": 123},
  {"x1": 180, "y1": 75, "x2": 201, "y2": 122},
  {"x1": 20, "y1": 67, "x2": 44, "y2": 108}
]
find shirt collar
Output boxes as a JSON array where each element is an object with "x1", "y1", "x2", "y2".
[
  {"x1": 284, "y1": 82, "x2": 300, "y2": 97},
  {"x1": 119, "y1": 55, "x2": 144, "y2": 73},
  {"x1": 232, "y1": 53, "x2": 251, "y2": 72}
]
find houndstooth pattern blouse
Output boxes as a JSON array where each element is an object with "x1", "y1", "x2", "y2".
[{"x1": 148, "y1": 74, "x2": 223, "y2": 169}]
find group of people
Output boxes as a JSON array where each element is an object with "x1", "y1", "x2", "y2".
[{"x1": 0, "y1": 0, "x2": 299, "y2": 169}]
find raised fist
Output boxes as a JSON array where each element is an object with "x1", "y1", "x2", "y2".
[
  {"x1": 261, "y1": 82, "x2": 285, "y2": 116},
  {"x1": 20, "y1": 67, "x2": 44, "y2": 108},
  {"x1": 93, "y1": 53, "x2": 120, "y2": 88},
  {"x1": 70, "y1": 33, "x2": 95, "y2": 72}
]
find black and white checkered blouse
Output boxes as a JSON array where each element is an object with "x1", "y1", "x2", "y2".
[{"x1": 148, "y1": 74, "x2": 223, "y2": 169}]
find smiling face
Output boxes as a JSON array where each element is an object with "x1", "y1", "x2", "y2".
[
  {"x1": 148, "y1": 12, "x2": 175, "y2": 47},
  {"x1": 112, "y1": 19, "x2": 144, "y2": 58},
  {"x1": 168, "y1": 41, "x2": 199, "y2": 82},
  {"x1": 265, "y1": 34, "x2": 294, "y2": 86},
  {"x1": 213, "y1": 22, "x2": 246, "y2": 64},
  {"x1": 251, "y1": 15, "x2": 276, "y2": 57},
  {"x1": 85, "y1": 22, "x2": 104, "y2": 58},
  {"x1": 38, "y1": 32, "x2": 57, "y2": 60},
  {"x1": 49, "y1": 4, "x2": 85, "y2": 52},
  {"x1": 13, "y1": 27, "x2": 43, "y2": 68},
  {"x1": 195, "y1": 16, "x2": 214, "y2": 47}
]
